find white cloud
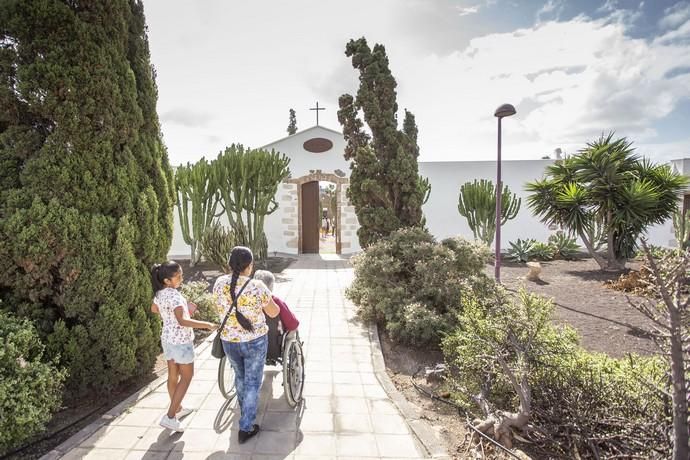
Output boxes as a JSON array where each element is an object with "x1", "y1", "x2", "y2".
[
  {"x1": 456, "y1": 5, "x2": 480, "y2": 16},
  {"x1": 536, "y1": 0, "x2": 564, "y2": 23},
  {"x1": 597, "y1": 0, "x2": 618, "y2": 13},
  {"x1": 142, "y1": 1, "x2": 690, "y2": 166},
  {"x1": 659, "y1": 1, "x2": 690, "y2": 29},
  {"x1": 399, "y1": 16, "x2": 690, "y2": 161}
]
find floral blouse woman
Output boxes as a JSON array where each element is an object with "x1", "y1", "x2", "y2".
[{"x1": 213, "y1": 246, "x2": 279, "y2": 444}]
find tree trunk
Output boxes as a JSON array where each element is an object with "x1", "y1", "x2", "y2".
[
  {"x1": 670, "y1": 307, "x2": 689, "y2": 460},
  {"x1": 189, "y1": 242, "x2": 196, "y2": 268},
  {"x1": 578, "y1": 228, "x2": 609, "y2": 270}
]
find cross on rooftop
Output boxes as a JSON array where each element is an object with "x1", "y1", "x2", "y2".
[{"x1": 309, "y1": 101, "x2": 325, "y2": 126}]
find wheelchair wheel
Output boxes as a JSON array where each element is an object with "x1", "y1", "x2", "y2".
[
  {"x1": 282, "y1": 336, "x2": 304, "y2": 407},
  {"x1": 217, "y1": 355, "x2": 235, "y2": 399}
]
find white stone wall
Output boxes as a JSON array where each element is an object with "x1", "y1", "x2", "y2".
[
  {"x1": 264, "y1": 182, "x2": 298, "y2": 255},
  {"x1": 339, "y1": 183, "x2": 361, "y2": 254},
  {"x1": 167, "y1": 126, "x2": 682, "y2": 258}
]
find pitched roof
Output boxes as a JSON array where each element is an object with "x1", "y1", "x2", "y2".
[{"x1": 259, "y1": 125, "x2": 343, "y2": 149}]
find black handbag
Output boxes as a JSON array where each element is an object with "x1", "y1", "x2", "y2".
[{"x1": 211, "y1": 278, "x2": 251, "y2": 359}]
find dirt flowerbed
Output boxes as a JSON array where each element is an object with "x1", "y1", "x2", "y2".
[
  {"x1": 494, "y1": 257, "x2": 656, "y2": 357},
  {"x1": 379, "y1": 257, "x2": 659, "y2": 459}
]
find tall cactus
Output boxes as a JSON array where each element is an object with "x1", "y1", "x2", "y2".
[
  {"x1": 457, "y1": 179, "x2": 521, "y2": 245},
  {"x1": 673, "y1": 209, "x2": 690, "y2": 249},
  {"x1": 419, "y1": 176, "x2": 431, "y2": 205},
  {"x1": 213, "y1": 144, "x2": 250, "y2": 245},
  {"x1": 175, "y1": 158, "x2": 222, "y2": 266},
  {"x1": 213, "y1": 144, "x2": 290, "y2": 259}
]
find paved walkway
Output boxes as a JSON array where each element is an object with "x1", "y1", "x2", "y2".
[{"x1": 52, "y1": 255, "x2": 441, "y2": 460}]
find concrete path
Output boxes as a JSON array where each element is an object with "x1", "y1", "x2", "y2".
[{"x1": 51, "y1": 255, "x2": 444, "y2": 459}]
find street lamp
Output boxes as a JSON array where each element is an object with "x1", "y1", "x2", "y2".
[{"x1": 494, "y1": 103, "x2": 516, "y2": 283}]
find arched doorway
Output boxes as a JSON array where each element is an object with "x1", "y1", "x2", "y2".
[{"x1": 287, "y1": 170, "x2": 347, "y2": 255}]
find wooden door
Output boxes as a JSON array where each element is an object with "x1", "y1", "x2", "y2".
[{"x1": 301, "y1": 181, "x2": 319, "y2": 253}]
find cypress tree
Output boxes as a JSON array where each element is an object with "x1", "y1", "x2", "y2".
[
  {"x1": 287, "y1": 108, "x2": 297, "y2": 135},
  {"x1": 0, "y1": 1, "x2": 174, "y2": 394},
  {"x1": 337, "y1": 37, "x2": 427, "y2": 247}
]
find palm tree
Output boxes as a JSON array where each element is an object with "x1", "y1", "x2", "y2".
[{"x1": 526, "y1": 133, "x2": 687, "y2": 271}]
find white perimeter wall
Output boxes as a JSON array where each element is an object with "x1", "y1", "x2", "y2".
[
  {"x1": 168, "y1": 142, "x2": 680, "y2": 258},
  {"x1": 419, "y1": 159, "x2": 675, "y2": 249}
]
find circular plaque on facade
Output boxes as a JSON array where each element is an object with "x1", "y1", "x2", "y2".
[{"x1": 303, "y1": 137, "x2": 333, "y2": 153}]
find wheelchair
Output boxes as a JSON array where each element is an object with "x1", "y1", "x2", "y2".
[{"x1": 217, "y1": 316, "x2": 305, "y2": 407}]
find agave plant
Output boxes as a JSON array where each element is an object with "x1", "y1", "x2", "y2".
[
  {"x1": 507, "y1": 238, "x2": 536, "y2": 263},
  {"x1": 531, "y1": 242, "x2": 555, "y2": 261},
  {"x1": 548, "y1": 232, "x2": 580, "y2": 260}
]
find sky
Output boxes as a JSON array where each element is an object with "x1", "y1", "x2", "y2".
[{"x1": 142, "y1": 0, "x2": 690, "y2": 166}]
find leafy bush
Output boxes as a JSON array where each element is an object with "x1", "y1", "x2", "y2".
[
  {"x1": 179, "y1": 281, "x2": 216, "y2": 324},
  {"x1": 507, "y1": 238, "x2": 536, "y2": 262},
  {"x1": 0, "y1": 310, "x2": 66, "y2": 454},
  {"x1": 442, "y1": 289, "x2": 669, "y2": 458},
  {"x1": 531, "y1": 349, "x2": 667, "y2": 458},
  {"x1": 347, "y1": 227, "x2": 493, "y2": 347},
  {"x1": 199, "y1": 222, "x2": 235, "y2": 272},
  {"x1": 548, "y1": 231, "x2": 580, "y2": 260},
  {"x1": 634, "y1": 244, "x2": 674, "y2": 260}
]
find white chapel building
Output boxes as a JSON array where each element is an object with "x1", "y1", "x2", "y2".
[{"x1": 169, "y1": 125, "x2": 679, "y2": 258}]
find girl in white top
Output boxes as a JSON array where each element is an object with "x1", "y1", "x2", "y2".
[{"x1": 151, "y1": 261, "x2": 217, "y2": 432}]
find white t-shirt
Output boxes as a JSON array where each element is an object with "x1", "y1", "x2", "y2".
[{"x1": 154, "y1": 288, "x2": 194, "y2": 345}]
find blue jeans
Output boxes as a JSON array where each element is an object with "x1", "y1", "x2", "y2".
[{"x1": 222, "y1": 334, "x2": 268, "y2": 432}]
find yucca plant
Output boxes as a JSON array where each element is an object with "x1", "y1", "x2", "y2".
[{"x1": 526, "y1": 133, "x2": 687, "y2": 271}]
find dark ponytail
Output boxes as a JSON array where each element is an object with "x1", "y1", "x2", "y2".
[
  {"x1": 228, "y1": 246, "x2": 255, "y2": 331},
  {"x1": 151, "y1": 261, "x2": 181, "y2": 293}
]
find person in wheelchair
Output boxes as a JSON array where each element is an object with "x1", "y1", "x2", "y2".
[{"x1": 253, "y1": 270, "x2": 299, "y2": 365}]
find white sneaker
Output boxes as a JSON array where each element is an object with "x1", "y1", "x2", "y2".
[
  {"x1": 159, "y1": 414, "x2": 184, "y2": 432},
  {"x1": 176, "y1": 407, "x2": 194, "y2": 419}
]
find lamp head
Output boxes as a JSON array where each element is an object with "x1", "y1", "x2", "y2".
[{"x1": 494, "y1": 103, "x2": 517, "y2": 118}]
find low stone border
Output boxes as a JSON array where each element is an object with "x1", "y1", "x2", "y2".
[
  {"x1": 41, "y1": 337, "x2": 214, "y2": 460},
  {"x1": 368, "y1": 323, "x2": 451, "y2": 459}
]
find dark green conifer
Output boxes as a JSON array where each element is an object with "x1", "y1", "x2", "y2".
[
  {"x1": 337, "y1": 38, "x2": 428, "y2": 247},
  {"x1": 0, "y1": 0, "x2": 174, "y2": 394}
]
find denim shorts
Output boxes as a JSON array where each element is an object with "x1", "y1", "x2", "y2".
[{"x1": 161, "y1": 340, "x2": 195, "y2": 364}]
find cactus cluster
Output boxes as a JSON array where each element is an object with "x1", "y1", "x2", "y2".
[
  {"x1": 176, "y1": 158, "x2": 222, "y2": 266},
  {"x1": 214, "y1": 144, "x2": 290, "y2": 259},
  {"x1": 175, "y1": 145, "x2": 290, "y2": 267},
  {"x1": 457, "y1": 179, "x2": 521, "y2": 245},
  {"x1": 673, "y1": 209, "x2": 690, "y2": 249}
]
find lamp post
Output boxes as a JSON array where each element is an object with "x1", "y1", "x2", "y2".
[{"x1": 493, "y1": 103, "x2": 516, "y2": 283}]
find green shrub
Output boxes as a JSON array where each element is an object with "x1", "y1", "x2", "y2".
[
  {"x1": 347, "y1": 227, "x2": 493, "y2": 347},
  {"x1": 442, "y1": 289, "x2": 669, "y2": 458},
  {"x1": 635, "y1": 244, "x2": 674, "y2": 260},
  {"x1": 0, "y1": 310, "x2": 66, "y2": 454},
  {"x1": 179, "y1": 282, "x2": 216, "y2": 324},
  {"x1": 531, "y1": 349, "x2": 667, "y2": 458}
]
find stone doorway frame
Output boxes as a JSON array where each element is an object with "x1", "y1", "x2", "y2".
[{"x1": 286, "y1": 170, "x2": 348, "y2": 255}]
